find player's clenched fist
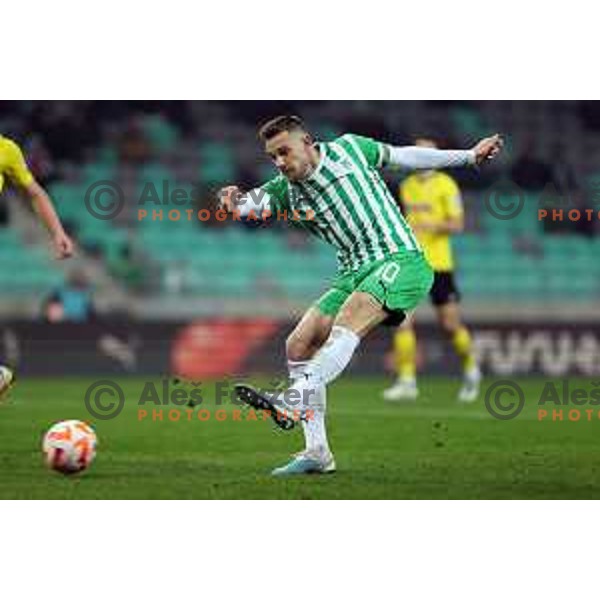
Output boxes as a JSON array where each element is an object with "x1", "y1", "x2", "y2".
[
  {"x1": 52, "y1": 231, "x2": 75, "y2": 260},
  {"x1": 218, "y1": 185, "x2": 243, "y2": 212},
  {"x1": 472, "y1": 134, "x2": 503, "y2": 165}
]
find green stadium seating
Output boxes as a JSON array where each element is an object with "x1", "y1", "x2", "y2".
[
  {"x1": 139, "y1": 114, "x2": 179, "y2": 152},
  {"x1": 82, "y1": 162, "x2": 116, "y2": 183},
  {"x1": 0, "y1": 230, "x2": 64, "y2": 295},
  {"x1": 198, "y1": 141, "x2": 235, "y2": 184}
]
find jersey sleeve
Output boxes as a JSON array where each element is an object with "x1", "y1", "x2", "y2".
[
  {"x1": 441, "y1": 176, "x2": 464, "y2": 219},
  {"x1": 258, "y1": 174, "x2": 289, "y2": 213},
  {"x1": 0, "y1": 137, "x2": 34, "y2": 188},
  {"x1": 236, "y1": 174, "x2": 289, "y2": 219},
  {"x1": 341, "y1": 134, "x2": 386, "y2": 168}
]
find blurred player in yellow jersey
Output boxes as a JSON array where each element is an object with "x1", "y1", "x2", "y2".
[
  {"x1": 382, "y1": 138, "x2": 480, "y2": 403},
  {"x1": 0, "y1": 134, "x2": 74, "y2": 396}
]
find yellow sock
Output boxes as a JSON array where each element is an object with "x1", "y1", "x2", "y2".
[
  {"x1": 451, "y1": 326, "x2": 477, "y2": 374},
  {"x1": 394, "y1": 328, "x2": 416, "y2": 381}
]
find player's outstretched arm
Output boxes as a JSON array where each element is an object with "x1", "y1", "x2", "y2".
[
  {"x1": 2, "y1": 137, "x2": 74, "y2": 260},
  {"x1": 25, "y1": 180, "x2": 74, "y2": 260},
  {"x1": 383, "y1": 134, "x2": 503, "y2": 171}
]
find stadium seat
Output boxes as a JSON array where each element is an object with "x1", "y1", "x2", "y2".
[{"x1": 139, "y1": 114, "x2": 179, "y2": 152}]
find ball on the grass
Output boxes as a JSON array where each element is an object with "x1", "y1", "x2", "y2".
[{"x1": 42, "y1": 420, "x2": 97, "y2": 475}]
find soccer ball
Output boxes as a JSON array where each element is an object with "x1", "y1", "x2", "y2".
[{"x1": 42, "y1": 420, "x2": 97, "y2": 474}]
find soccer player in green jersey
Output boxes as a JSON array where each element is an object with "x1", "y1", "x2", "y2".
[{"x1": 219, "y1": 115, "x2": 502, "y2": 476}]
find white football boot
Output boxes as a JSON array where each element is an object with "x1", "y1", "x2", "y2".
[
  {"x1": 457, "y1": 367, "x2": 481, "y2": 403},
  {"x1": 271, "y1": 449, "x2": 336, "y2": 476},
  {"x1": 382, "y1": 378, "x2": 419, "y2": 402}
]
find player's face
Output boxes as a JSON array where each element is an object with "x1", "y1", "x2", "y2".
[{"x1": 265, "y1": 130, "x2": 314, "y2": 181}]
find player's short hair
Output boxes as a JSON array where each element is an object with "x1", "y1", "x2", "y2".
[{"x1": 258, "y1": 115, "x2": 308, "y2": 141}]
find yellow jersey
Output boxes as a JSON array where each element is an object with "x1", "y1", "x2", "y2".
[
  {"x1": 400, "y1": 171, "x2": 463, "y2": 271},
  {"x1": 0, "y1": 135, "x2": 34, "y2": 194}
]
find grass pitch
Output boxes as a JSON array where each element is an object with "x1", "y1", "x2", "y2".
[{"x1": 1, "y1": 376, "x2": 599, "y2": 499}]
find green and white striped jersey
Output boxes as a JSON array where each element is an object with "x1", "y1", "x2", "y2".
[{"x1": 258, "y1": 133, "x2": 421, "y2": 275}]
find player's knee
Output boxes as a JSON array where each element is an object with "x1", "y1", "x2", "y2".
[
  {"x1": 399, "y1": 320, "x2": 414, "y2": 333},
  {"x1": 438, "y1": 313, "x2": 460, "y2": 334},
  {"x1": 285, "y1": 334, "x2": 312, "y2": 362}
]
